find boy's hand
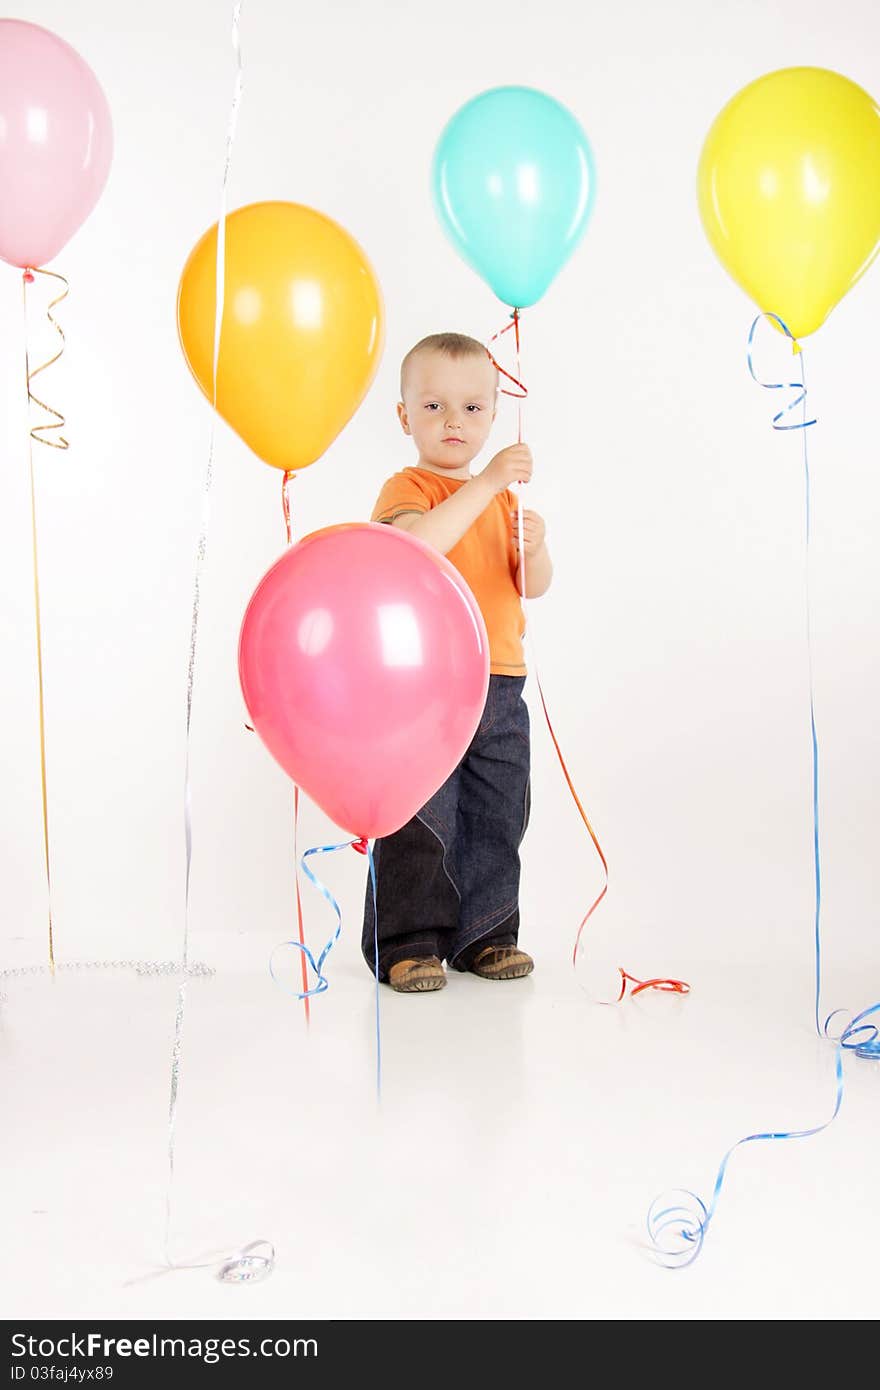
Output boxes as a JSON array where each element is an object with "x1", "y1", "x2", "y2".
[
  {"x1": 512, "y1": 508, "x2": 546, "y2": 557},
  {"x1": 480, "y1": 443, "x2": 533, "y2": 495}
]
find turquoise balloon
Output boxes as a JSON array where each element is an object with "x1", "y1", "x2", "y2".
[{"x1": 432, "y1": 85, "x2": 596, "y2": 308}]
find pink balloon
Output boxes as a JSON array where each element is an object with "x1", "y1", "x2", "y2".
[
  {"x1": 239, "y1": 524, "x2": 490, "y2": 839},
  {"x1": 0, "y1": 20, "x2": 113, "y2": 268}
]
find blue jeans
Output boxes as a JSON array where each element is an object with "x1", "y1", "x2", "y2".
[{"x1": 362, "y1": 675, "x2": 531, "y2": 979}]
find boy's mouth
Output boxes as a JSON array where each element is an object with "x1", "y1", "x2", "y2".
[{"x1": 443, "y1": 437, "x2": 464, "y2": 444}]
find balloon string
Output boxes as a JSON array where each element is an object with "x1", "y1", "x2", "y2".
[
  {"x1": 796, "y1": 354, "x2": 878, "y2": 1061},
  {"x1": 535, "y1": 666, "x2": 687, "y2": 1000},
  {"x1": 649, "y1": 317, "x2": 875, "y2": 1270},
  {"x1": 367, "y1": 842, "x2": 381, "y2": 1099},
  {"x1": 293, "y1": 787, "x2": 310, "y2": 1024},
  {"x1": 513, "y1": 306, "x2": 523, "y2": 446},
  {"x1": 270, "y1": 837, "x2": 382, "y2": 1097},
  {"x1": 164, "y1": 1, "x2": 267, "y2": 1287},
  {"x1": 180, "y1": 0, "x2": 243, "y2": 978},
  {"x1": 512, "y1": 311, "x2": 526, "y2": 596},
  {"x1": 282, "y1": 469, "x2": 295, "y2": 546},
  {"x1": 487, "y1": 310, "x2": 528, "y2": 592},
  {"x1": 749, "y1": 320, "x2": 877, "y2": 1056},
  {"x1": 21, "y1": 269, "x2": 70, "y2": 971},
  {"x1": 749, "y1": 321, "x2": 824, "y2": 1041},
  {"x1": 280, "y1": 472, "x2": 310, "y2": 1020},
  {"x1": 489, "y1": 311, "x2": 688, "y2": 1003}
]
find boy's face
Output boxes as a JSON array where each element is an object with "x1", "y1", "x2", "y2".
[{"x1": 398, "y1": 350, "x2": 497, "y2": 475}]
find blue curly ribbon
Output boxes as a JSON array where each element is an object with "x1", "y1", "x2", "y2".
[
  {"x1": 270, "y1": 839, "x2": 352, "y2": 998},
  {"x1": 270, "y1": 837, "x2": 382, "y2": 1096},
  {"x1": 649, "y1": 314, "x2": 878, "y2": 1269},
  {"x1": 647, "y1": 1046, "x2": 844, "y2": 1269},
  {"x1": 746, "y1": 312, "x2": 816, "y2": 430},
  {"x1": 824, "y1": 1001, "x2": 880, "y2": 1059}
]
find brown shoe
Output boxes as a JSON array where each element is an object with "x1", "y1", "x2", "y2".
[
  {"x1": 469, "y1": 946, "x2": 534, "y2": 980},
  {"x1": 388, "y1": 956, "x2": 446, "y2": 993}
]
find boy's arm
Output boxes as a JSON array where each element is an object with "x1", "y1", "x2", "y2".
[
  {"x1": 391, "y1": 445, "x2": 532, "y2": 556},
  {"x1": 513, "y1": 506, "x2": 553, "y2": 598},
  {"x1": 517, "y1": 541, "x2": 553, "y2": 598},
  {"x1": 392, "y1": 474, "x2": 493, "y2": 554}
]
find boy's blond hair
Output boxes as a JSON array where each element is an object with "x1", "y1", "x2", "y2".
[{"x1": 400, "y1": 332, "x2": 497, "y2": 400}]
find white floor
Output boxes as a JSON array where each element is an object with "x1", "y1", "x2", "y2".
[{"x1": 2, "y1": 934, "x2": 877, "y2": 1321}]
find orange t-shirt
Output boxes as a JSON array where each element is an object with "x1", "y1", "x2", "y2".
[{"x1": 372, "y1": 466, "x2": 525, "y2": 676}]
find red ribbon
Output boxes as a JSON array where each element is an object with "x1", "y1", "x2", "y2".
[
  {"x1": 487, "y1": 310, "x2": 689, "y2": 1004},
  {"x1": 282, "y1": 470, "x2": 294, "y2": 546},
  {"x1": 486, "y1": 309, "x2": 529, "y2": 405},
  {"x1": 293, "y1": 787, "x2": 310, "y2": 1023}
]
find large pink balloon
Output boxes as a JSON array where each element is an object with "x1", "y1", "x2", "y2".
[
  {"x1": 239, "y1": 524, "x2": 490, "y2": 839},
  {"x1": 0, "y1": 20, "x2": 113, "y2": 268}
]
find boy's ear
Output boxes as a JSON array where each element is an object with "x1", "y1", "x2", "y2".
[{"x1": 397, "y1": 401, "x2": 411, "y2": 435}]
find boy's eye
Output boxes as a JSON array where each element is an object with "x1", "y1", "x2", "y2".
[
  {"x1": 466, "y1": 404, "x2": 481, "y2": 412},
  {"x1": 425, "y1": 403, "x2": 441, "y2": 411}
]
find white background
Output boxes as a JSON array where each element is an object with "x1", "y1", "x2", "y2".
[{"x1": 1, "y1": 0, "x2": 878, "y2": 1321}]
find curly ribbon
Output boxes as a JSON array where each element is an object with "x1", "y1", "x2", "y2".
[
  {"x1": 746, "y1": 312, "x2": 817, "y2": 431},
  {"x1": 217, "y1": 1239, "x2": 275, "y2": 1284},
  {"x1": 487, "y1": 312, "x2": 688, "y2": 1002},
  {"x1": 271, "y1": 838, "x2": 382, "y2": 1097},
  {"x1": 617, "y1": 969, "x2": 689, "y2": 1000},
  {"x1": 825, "y1": 1001, "x2": 880, "y2": 1058},
  {"x1": 270, "y1": 839, "x2": 351, "y2": 999},
  {"x1": 486, "y1": 309, "x2": 529, "y2": 410},
  {"x1": 164, "y1": 2, "x2": 273, "y2": 1289},
  {"x1": 282, "y1": 468, "x2": 295, "y2": 545},
  {"x1": 648, "y1": 1045, "x2": 844, "y2": 1269},
  {"x1": 23, "y1": 267, "x2": 70, "y2": 450},
  {"x1": 22, "y1": 266, "x2": 71, "y2": 972},
  {"x1": 650, "y1": 314, "x2": 877, "y2": 1269}
]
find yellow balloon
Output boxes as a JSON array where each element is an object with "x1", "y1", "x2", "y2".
[
  {"x1": 697, "y1": 67, "x2": 880, "y2": 339},
  {"x1": 177, "y1": 201, "x2": 384, "y2": 470}
]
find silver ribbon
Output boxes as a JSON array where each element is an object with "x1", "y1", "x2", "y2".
[
  {"x1": 0, "y1": 958, "x2": 213, "y2": 1006},
  {"x1": 164, "y1": 1, "x2": 274, "y2": 1286}
]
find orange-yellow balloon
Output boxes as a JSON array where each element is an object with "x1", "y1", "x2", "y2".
[
  {"x1": 177, "y1": 201, "x2": 384, "y2": 470},
  {"x1": 698, "y1": 67, "x2": 880, "y2": 339}
]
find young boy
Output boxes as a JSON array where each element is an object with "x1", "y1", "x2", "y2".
[{"x1": 363, "y1": 332, "x2": 553, "y2": 993}]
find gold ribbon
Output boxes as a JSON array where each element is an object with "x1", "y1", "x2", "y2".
[
  {"x1": 22, "y1": 266, "x2": 71, "y2": 971},
  {"x1": 24, "y1": 267, "x2": 70, "y2": 450}
]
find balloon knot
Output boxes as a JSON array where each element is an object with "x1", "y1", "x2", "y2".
[
  {"x1": 351, "y1": 838, "x2": 368, "y2": 855},
  {"x1": 23, "y1": 269, "x2": 34, "y2": 284},
  {"x1": 791, "y1": 338, "x2": 802, "y2": 356}
]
